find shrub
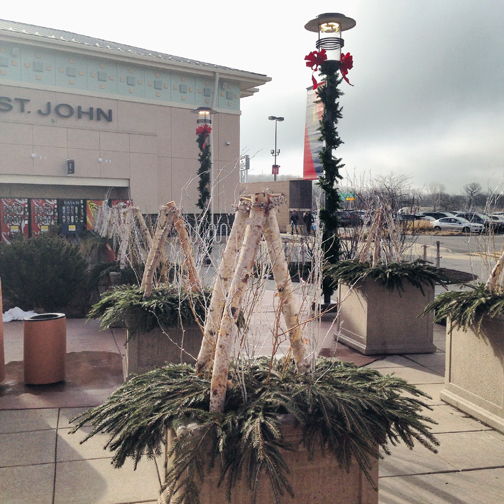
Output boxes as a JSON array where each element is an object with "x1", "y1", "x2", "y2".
[{"x1": 0, "y1": 234, "x2": 88, "y2": 312}]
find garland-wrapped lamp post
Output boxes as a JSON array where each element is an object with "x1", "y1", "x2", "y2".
[
  {"x1": 305, "y1": 12, "x2": 356, "y2": 306},
  {"x1": 192, "y1": 106, "x2": 216, "y2": 253}
]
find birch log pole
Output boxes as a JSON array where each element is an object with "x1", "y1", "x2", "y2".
[
  {"x1": 485, "y1": 244, "x2": 504, "y2": 291},
  {"x1": 210, "y1": 194, "x2": 268, "y2": 413},
  {"x1": 372, "y1": 208, "x2": 383, "y2": 267},
  {"x1": 196, "y1": 202, "x2": 250, "y2": 374},
  {"x1": 359, "y1": 208, "x2": 380, "y2": 263},
  {"x1": 141, "y1": 205, "x2": 174, "y2": 298},
  {"x1": 263, "y1": 205, "x2": 307, "y2": 371},
  {"x1": 117, "y1": 207, "x2": 133, "y2": 269},
  {"x1": 169, "y1": 202, "x2": 202, "y2": 294},
  {"x1": 132, "y1": 206, "x2": 153, "y2": 251}
]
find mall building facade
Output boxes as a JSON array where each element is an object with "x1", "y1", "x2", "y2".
[{"x1": 0, "y1": 19, "x2": 270, "y2": 241}]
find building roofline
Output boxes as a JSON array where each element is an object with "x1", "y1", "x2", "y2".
[{"x1": 0, "y1": 19, "x2": 271, "y2": 96}]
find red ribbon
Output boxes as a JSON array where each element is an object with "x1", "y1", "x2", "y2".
[
  {"x1": 340, "y1": 52, "x2": 354, "y2": 86},
  {"x1": 196, "y1": 124, "x2": 212, "y2": 148},
  {"x1": 305, "y1": 49, "x2": 327, "y2": 89}
]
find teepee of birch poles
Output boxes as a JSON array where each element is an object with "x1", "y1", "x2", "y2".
[
  {"x1": 141, "y1": 202, "x2": 202, "y2": 299},
  {"x1": 194, "y1": 193, "x2": 307, "y2": 414}
]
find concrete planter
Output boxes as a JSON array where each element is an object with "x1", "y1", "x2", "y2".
[
  {"x1": 160, "y1": 419, "x2": 378, "y2": 504},
  {"x1": 337, "y1": 279, "x2": 436, "y2": 355},
  {"x1": 441, "y1": 316, "x2": 504, "y2": 434},
  {"x1": 125, "y1": 323, "x2": 202, "y2": 378}
]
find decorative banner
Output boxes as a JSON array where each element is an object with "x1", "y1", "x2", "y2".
[
  {"x1": 86, "y1": 200, "x2": 107, "y2": 230},
  {"x1": 30, "y1": 199, "x2": 58, "y2": 236},
  {"x1": 0, "y1": 198, "x2": 29, "y2": 244},
  {"x1": 303, "y1": 87, "x2": 325, "y2": 180}
]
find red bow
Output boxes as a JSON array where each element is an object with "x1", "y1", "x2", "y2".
[
  {"x1": 196, "y1": 124, "x2": 212, "y2": 148},
  {"x1": 305, "y1": 49, "x2": 327, "y2": 89},
  {"x1": 340, "y1": 52, "x2": 354, "y2": 86}
]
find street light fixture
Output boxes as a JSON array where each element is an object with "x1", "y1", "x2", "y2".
[
  {"x1": 192, "y1": 106, "x2": 216, "y2": 124},
  {"x1": 268, "y1": 115, "x2": 284, "y2": 182},
  {"x1": 305, "y1": 12, "x2": 356, "y2": 67}
]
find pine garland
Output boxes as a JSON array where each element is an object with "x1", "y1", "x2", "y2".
[
  {"x1": 317, "y1": 62, "x2": 345, "y2": 303},
  {"x1": 196, "y1": 129, "x2": 211, "y2": 212},
  {"x1": 422, "y1": 282, "x2": 504, "y2": 331},
  {"x1": 87, "y1": 284, "x2": 209, "y2": 338},
  {"x1": 328, "y1": 259, "x2": 449, "y2": 295},
  {"x1": 71, "y1": 357, "x2": 439, "y2": 504}
]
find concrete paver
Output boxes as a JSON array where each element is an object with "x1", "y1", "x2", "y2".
[
  {"x1": 380, "y1": 468, "x2": 504, "y2": 504},
  {"x1": 0, "y1": 430, "x2": 56, "y2": 467},
  {"x1": 0, "y1": 463, "x2": 55, "y2": 504},
  {"x1": 0, "y1": 408, "x2": 59, "y2": 432},
  {"x1": 54, "y1": 458, "x2": 161, "y2": 504}
]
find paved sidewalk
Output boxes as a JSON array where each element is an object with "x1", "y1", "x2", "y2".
[{"x1": 2, "y1": 298, "x2": 504, "y2": 502}]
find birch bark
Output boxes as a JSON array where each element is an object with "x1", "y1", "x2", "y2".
[
  {"x1": 209, "y1": 194, "x2": 267, "y2": 413},
  {"x1": 132, "y1": 206, "x2": 153, "y2": 251},
  {"x1": 141, "y1": 205, "x2": 174, "y2": 298},
  {"x1": 169, "y1": 202, "x2": 202, "y2": 294},
  {"x1": 117, "y1": 207, "x2": 133, "y2": 269},
  {"x1": 196, "y1": 202, "x2": 250, "y2": 374},
  {"x1": 263, "y1": 205, "x2": 307, "y2": 371},
  {"x1": 486, "y1": 245, "x2": 504, "y2": 291}
]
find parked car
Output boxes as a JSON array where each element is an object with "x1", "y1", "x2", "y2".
[
  {"x1": 416, "y1": 211, "x2": 455, "y2": 220},
  {"x1": 431, "y1": 217, "x2": 484, "y2": 233},
  {"x1": 486, "y1": 215, "x2": 504, "y2": 233},
  {"x1": 454, "y1": 212, "x2": 495, "y2": 232},
  {"x1": 416, "y1": 215, "x2": 436, "y2": 222},
  {"x1": 335, "y1": 211, "x2": 364, "y2": 227}
]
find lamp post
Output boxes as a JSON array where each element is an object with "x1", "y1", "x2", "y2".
[
  {"x1": 305, "y1": 12, "x2": 356, "y2": 306},
  {"x1": 192, "y1": 106, "x2": 216, "y2": 225},
  {"x1": 268, "y1": 115, "x2": 284, "y2": 182}
]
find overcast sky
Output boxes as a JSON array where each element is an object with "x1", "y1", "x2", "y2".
[{"x1": 2, "y1": 0, "x2": 504, "y2": 194}]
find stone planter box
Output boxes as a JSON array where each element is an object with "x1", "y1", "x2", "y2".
[
  {"x1": 441, "y1": 316, "x2": 504, "y2": 434},
  {"x1": 125, "y1": 323, "x2": 202, "y2": 379},
  {"x1": 160, "y1": 418, "x2": 378, "y2": 504},
  {"x1": 337, "y1": 279, "x2": 436, "y2": 355}
]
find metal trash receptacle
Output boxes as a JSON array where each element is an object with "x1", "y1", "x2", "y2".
[{"x1": 24, "y1": 313, "x2": 66, "y2": 385}]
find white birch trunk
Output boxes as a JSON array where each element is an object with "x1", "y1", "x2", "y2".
[
  {"x1": 117, "y1": 207, "x2": 133, "y2": 270},
  {"x1": 196, "y1": 203, "x2": 250, "y2": 374},
  {"x1": 359, "y1": 209, "x2": 380, "y2": 263},
  {"x1": 263, "y1": 205, "x2": 307, "y2": 372},
  {"x1": 141, "y1": 205, "x2": 174, "y2": 298},
  {"x1": 486, "y1": 246, "x2": 504, "y2": 291},
  {"x1": 372, "y1": 208, "x2": 383, "y2": 267},
  {"x1": 132, "y1": 206, "x2": 153, "y2": 251},
  {"x1": 209, "y1": 194, "x2": 267, "y2": 413},
  {"x1": 169, "y1": 202, "x2": 202, "y2": 294}
]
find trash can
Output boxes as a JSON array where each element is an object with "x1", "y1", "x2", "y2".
[{"x1": 24, "y1": 313, "x2": 66, "y2": 385}]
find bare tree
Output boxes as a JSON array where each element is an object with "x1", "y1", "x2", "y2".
[
  {"x1": 463, "y1": 182, "x2": 483, "y2": 210},
  {"x1": 425, "y1": 182, "x2": 446, "y2": 211}
]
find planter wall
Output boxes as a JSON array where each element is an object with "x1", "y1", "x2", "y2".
[
  {"x1": 441, "y1": 316, "x2": 504, "y2": 434},
  {"x1": 125, "y1": 323, "x2": 202, "y2": 378},
  {"x1": 337, "y1": 279, "x2": 436, "y2": 355},
  {"x1": 161, "y1": 420, "x2": 378, "y2": 504}
]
